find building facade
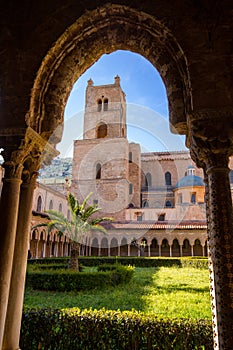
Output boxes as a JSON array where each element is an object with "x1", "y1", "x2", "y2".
[{"x1": 71, "y1": 77, "x2": 208, "y2": 257}]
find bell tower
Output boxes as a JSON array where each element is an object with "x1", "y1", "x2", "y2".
[
  {"x1": 72, "y1": 77, "x2": 141, "y2": 220},
  {"x1": 83, "y1": 75, "x2": 127, "y2": 140}
]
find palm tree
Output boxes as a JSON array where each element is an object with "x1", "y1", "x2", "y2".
[{"x1": 33, "y1": 192, "x2": 112, "y2": 270}]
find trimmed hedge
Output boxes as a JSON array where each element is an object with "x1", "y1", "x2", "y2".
[
  {"x1": 26, "y1": 265, "x2": 134, "y2": 291},
  {"x1": 28, "y1": 256, "x2": 208, "y2": 269},
  {"x1": 20, "y1": 308, "x2": 213, "y2": 350},
  {"x1": 28, "y1": 257, "x2": 70, "y2": 265}
]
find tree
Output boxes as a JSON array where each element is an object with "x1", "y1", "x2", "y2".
[{"x1": 33, "y1": 192, "x2": 112, "y2": 270}]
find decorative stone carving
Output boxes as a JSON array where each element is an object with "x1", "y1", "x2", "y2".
[
  {"x1": 1, "y1": 127, "x2": 59, "y2": 181},
  {"x1": 188, "y1": 127, "x2": 233, "y2": 349}
]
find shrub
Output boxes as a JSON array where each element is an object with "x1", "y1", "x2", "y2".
[
  {"x1": 26, "y1": 265, "x2": 134, "y2": 292},
  {"x1": 20, "y1": 308, "x2": 213, "y2": 350},
  {"x1": 28, "y1": 257, "x2": 70, "y2": 265},
  {"x1": 27, "y1": 256, "x2": 208, "y2": 269}
]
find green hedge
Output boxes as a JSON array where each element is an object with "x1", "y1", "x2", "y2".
[
  {"x1": 26, "y1": 265, "x2": 134, "y2": 292},
  {"x1": 20, "y1": 308, "x2": 213, "y2": 350},
  {"x1": 28, "y1": 257, "x2": 208, "y2": 269},
  {"x1": 28, "y1": 257, "x2": 70, "y2": 265}
]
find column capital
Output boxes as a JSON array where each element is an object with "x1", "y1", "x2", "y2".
[
  {"x1": 1, "y1": 127, "x2": 59, "y2": 180},
  {"x1": 186, "y1": 112, "x2": 233, "y2": 171}
]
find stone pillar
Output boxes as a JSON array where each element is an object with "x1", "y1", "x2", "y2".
[
  {"x1": 169, "y1": 245, "x2": 172, "y2": 257},
  {"x1": 127, "y1": 244, "x2": 130, "y2": 256},
  {"x1": 191, "y1": 245, "x2": 194, "y2": 257},
  {"x1": 35, "y1": 240, "x2": 39, "y2": 258},
  {"x1": 180, "y1": 244, "x2": 183, "y2": 257},
  {"x1": 117, "y1": 245, "x2": 120, "y2": 256},
  {"x1": 189, "y1": 129, "x2": 233, "y2": 350},
  {"x1": 0, "y1": 162, "x2": 23, "y2": 350},
  {"x1": 206, "y1": 160, "x2": 233, "y2": 349},
  {"x1": 3, "y1": 171, "x2": 38, "y2": 350},
  {"x1": 43, "y1": 241, "x2": 46, "y2": 257},
  {"x1": 148, "y1": 245, "x2": 151, "y2": 257}
]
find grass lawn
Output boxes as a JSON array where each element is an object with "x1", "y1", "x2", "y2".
[{"x1": 24, "y1": 266, "x2": 211, "y2": 319}]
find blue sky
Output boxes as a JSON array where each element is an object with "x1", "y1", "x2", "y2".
[{"x1": 57, "y1": 50, "x2": 187, "y2": 157}]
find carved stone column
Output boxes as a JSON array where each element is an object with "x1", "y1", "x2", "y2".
[
  {"x1": 189, "y1": 128, "x2": 233, "y2": 350},
  {"x1": 0, "y1": 127, "x2": 58, "y2": 350},
  {"x1": 0, "y1": 161, "x2": 23, "y2": 350},
  {"x1": 3, "y1": 168, "x2": 39, "y2": 350}
]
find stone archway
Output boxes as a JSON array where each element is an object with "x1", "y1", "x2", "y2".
[
  {"x1": 28, "y1": 4, "x2": 191, "y2": 143},
  {"x1": 1, "y1": 3, "x2": 233, "y2": 350}
]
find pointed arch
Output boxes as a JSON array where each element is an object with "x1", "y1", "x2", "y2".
[{"x1": 96, "y1": 163, "x2": 101, "y2": 179}]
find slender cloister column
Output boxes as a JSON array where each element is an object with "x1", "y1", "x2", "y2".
[
  {"x1": 179, "y1": 244, "x2": 183, "y2": 257},
  {"x1": 190, "y1": 245, "x2": 194, "y2": 257},
  {"x1": 190, "y1": 130, "x2": 233, "y2": 350},
  {"x1": 43, "y1": 242, "x2": 46, "y2": 257},
  {"x1": 35, "y1": 240, "x2": 39, "y2": 258},
  {"x1": 127, "y1": 244, "x2": 130, "y2": 256},
  {"x1": 148, "y1": 244, "x2": 151, "y2": 257},
  {"x1": 3, "y1": 169, "x2": 39, "y2": 350},
  {"x1": 0, "y1": 160, "x2": 23, "y2": 350},
  {"x1": 202, "y1": 245, "x2": 205, "y2": 257}
]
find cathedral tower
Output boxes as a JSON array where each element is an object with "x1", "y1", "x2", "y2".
[{"x1": 72, "y1": 77, "x2": 141, "y2": 220}]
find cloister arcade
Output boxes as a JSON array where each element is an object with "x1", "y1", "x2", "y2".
[{"x1": 29, "y1": 228, "x2": 207, "y2": 258}]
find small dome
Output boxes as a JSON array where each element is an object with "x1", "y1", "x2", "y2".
[{"x1": 175, "y1": 175, "x2": 204, "y2": 188}]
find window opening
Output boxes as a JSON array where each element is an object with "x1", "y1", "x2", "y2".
[
  {"x1": 96, "y1": 163, "x2": 101, "y2": 179},
  {"x1": 37, "y1": 196, "x2": 42, "y2": 212},
  {"x1": 165, "y1": 171, "x2": 171, "y2": 186},
  {"x1": 103, "y1": 98, "x2": 108, "y2": 111}
]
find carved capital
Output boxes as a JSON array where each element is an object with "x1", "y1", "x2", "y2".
[
  {"x1": 3, "y1": 161, "x2": 24, "y2": 180},
  {"x1": 1, "y1": 127, "x2": 59, "y2": 180},
  {"x1": 187, "y1": 111, "x2": 233, "y2": 171}
]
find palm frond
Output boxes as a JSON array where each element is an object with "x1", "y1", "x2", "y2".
[
  {"x1": 80, "y1": 192, "x2": 93, "y2": 211},
  {"x1": 68, "y1": 192, "x2": 77, "y2": 212}
]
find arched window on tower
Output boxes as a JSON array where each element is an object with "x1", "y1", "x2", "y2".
[
  {"x1": 59, "y1": 203, "x2": 62, "y2": 213},
  {"x1": 96, "y1": 123, "x2": 107, "y2": 138},
  {"x1": 165, "y1": 171, "x2": 171, "y2": 186},
  {"x1": 37, "y1": 196, "x2": 42, "y2": 212},
  {"x1": 49, "y1": 200, "x2": 53, "y2": 210},
  {"x1": 103, "y1": 98, "x2": 108, "y2": 111},
  {"x1": 129, "y1": 152, "x2": 132, "y2": 163},
  {"x1": 129, "y1": 183, "x2": 133, "y2": 195},
  {"x1": 97, "y1": 99, "x2": 102, "y2": 112},
  {"x1": 96, "y1": 163, "x2": 101, "y2": 179},
  {"x1": 145, "y1": 172, "x2": 152, "y2": 187}
]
